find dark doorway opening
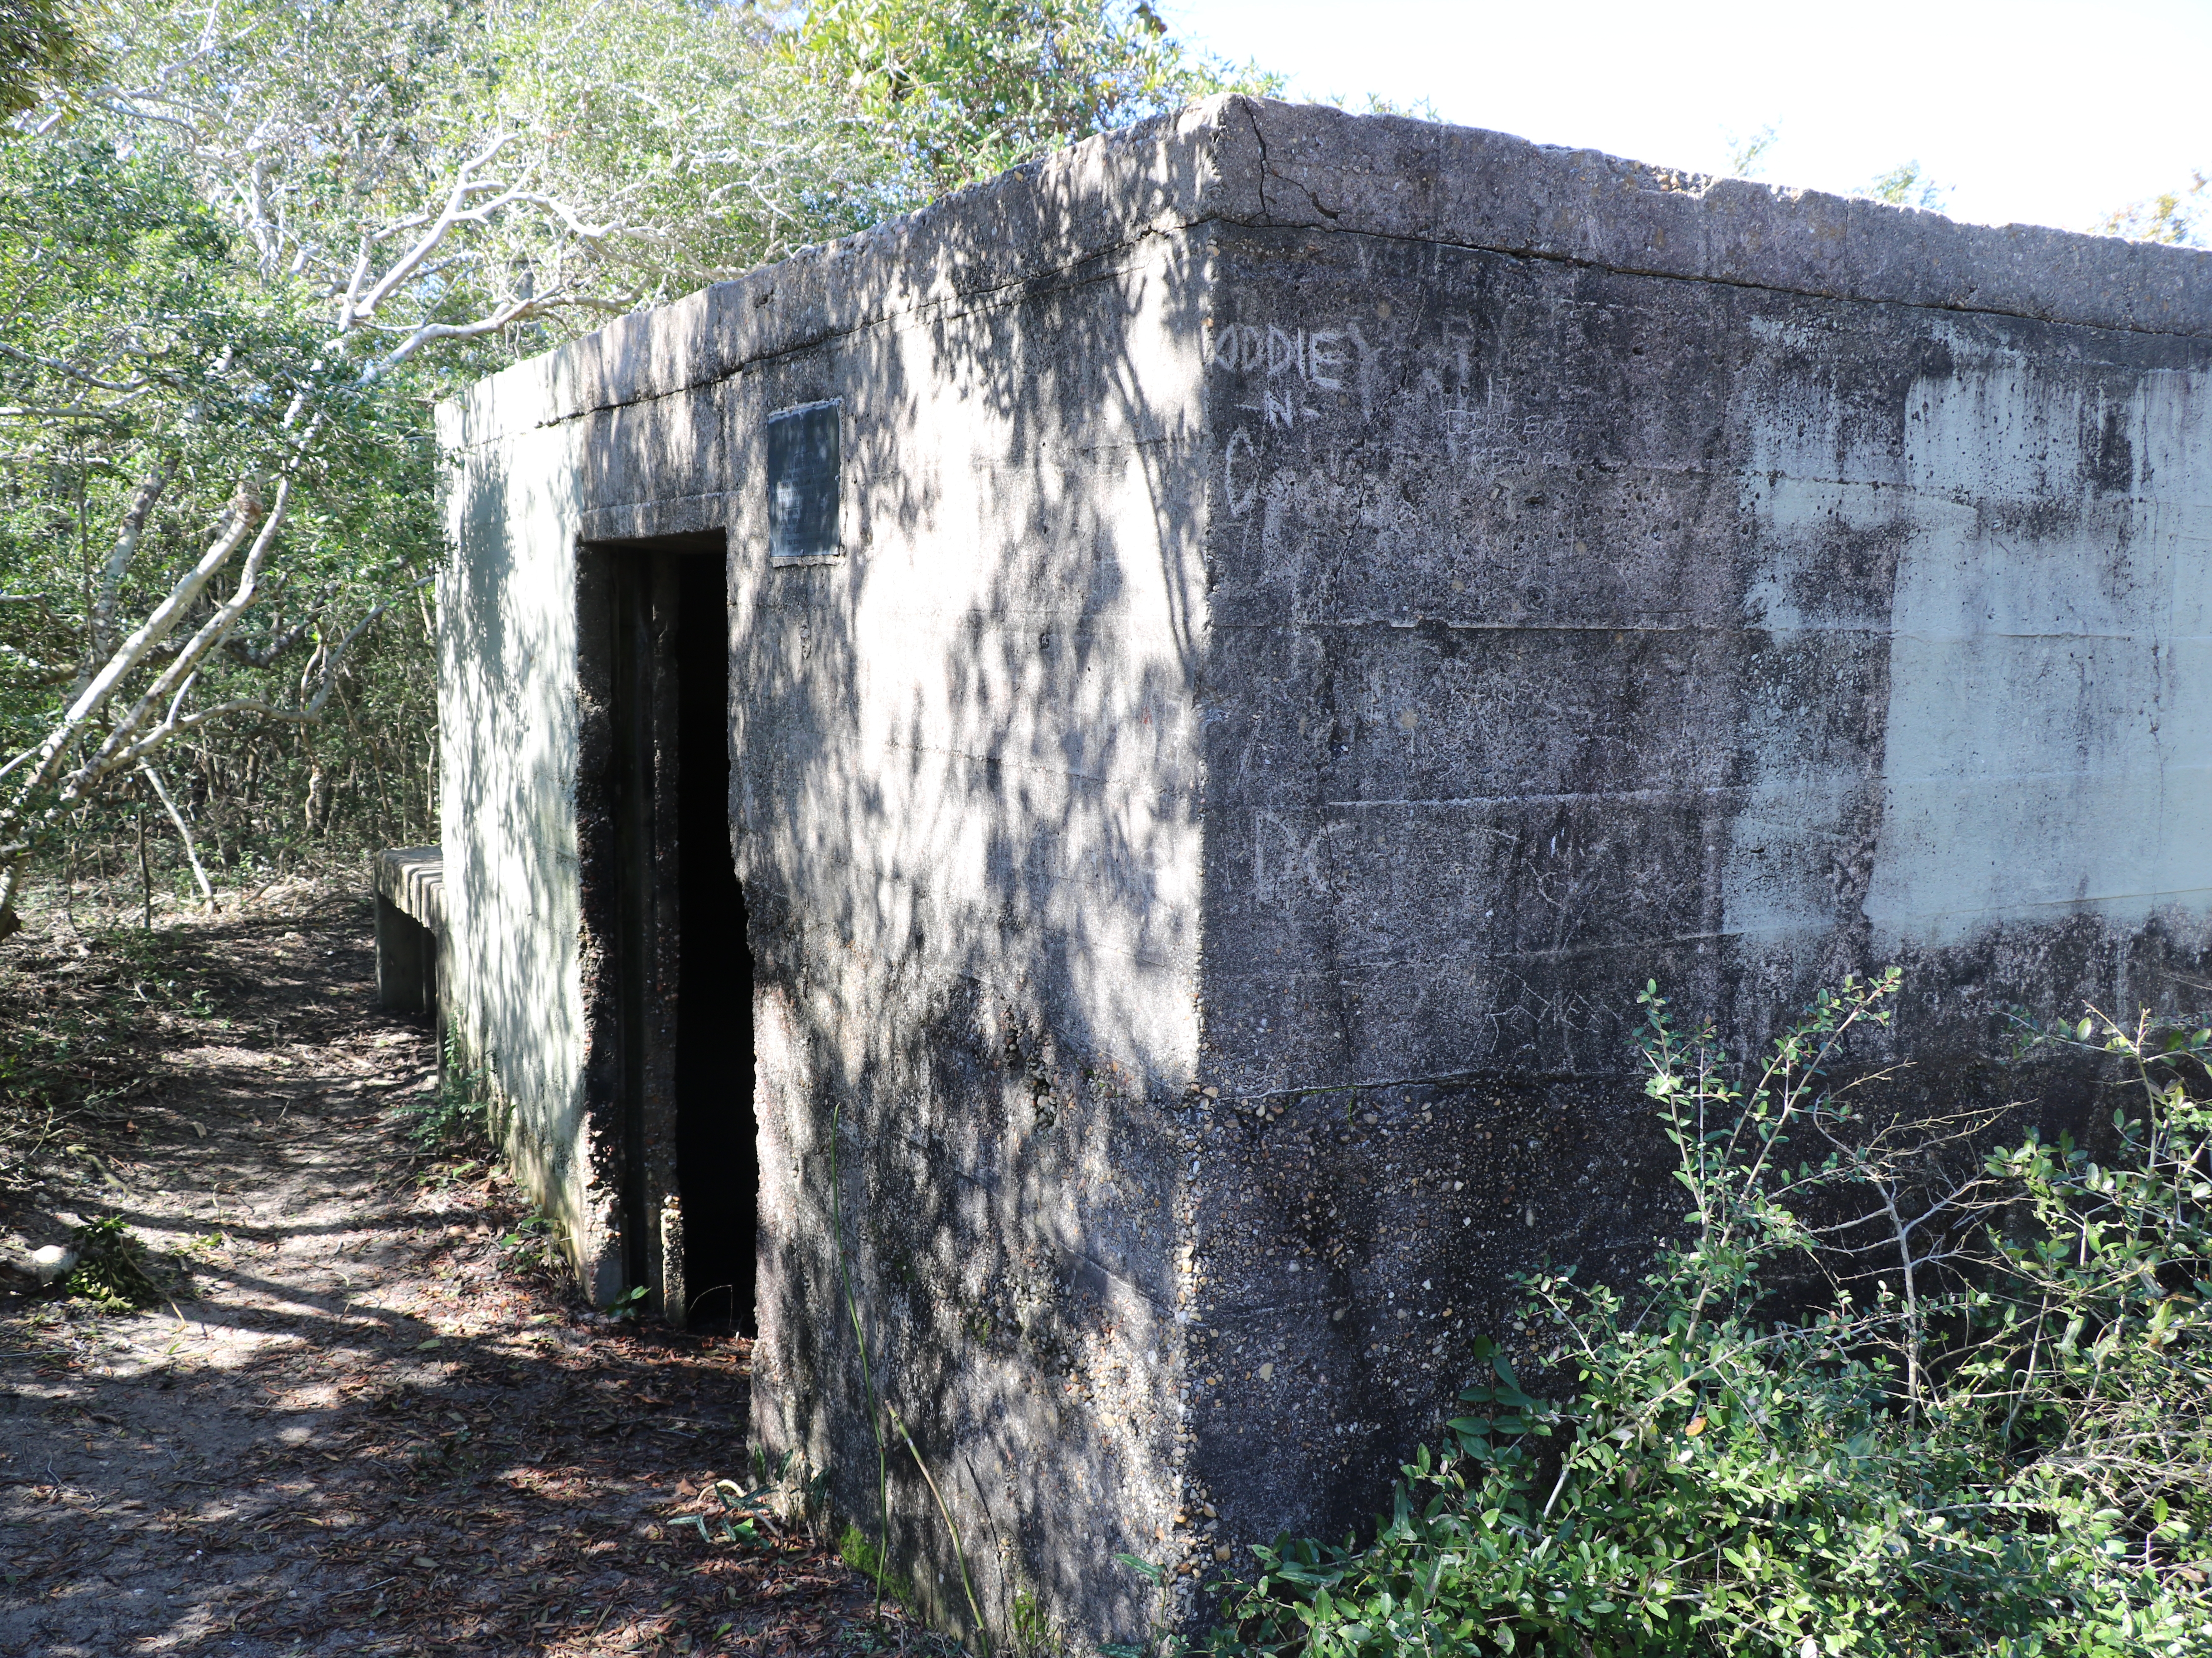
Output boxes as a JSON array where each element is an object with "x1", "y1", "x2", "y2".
[
  {"x1": 593, "y1": 533, "x2": 756, "y2": 1334},
  {"x1": 672, "y1": 551, "x2": 754, "y2": 1330}
]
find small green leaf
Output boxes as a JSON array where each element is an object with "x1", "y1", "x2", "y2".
[{"x1": 1112, "y1": 1551, "x2": 1164, "y2": 1585}]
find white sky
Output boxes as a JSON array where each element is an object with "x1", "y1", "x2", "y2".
[{"x1": 1156, "y1": 0, "x2": 2210, "y2": 234}]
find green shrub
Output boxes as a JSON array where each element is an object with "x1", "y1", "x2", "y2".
[
  {"x1": 495, "y1": 1213, "x2": 563, "y2": 1276},
  {"x1": 1203, "y1": 973, "x2": 2212, "y2": 1657},
  {"x1": 392, "y1": 1030, "x2": 490, "y2": 1150},
  {"x1": 64, "y1": 1215, "x2": 172, "y2": 1309}
]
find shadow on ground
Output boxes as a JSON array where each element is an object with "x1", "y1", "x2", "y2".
[{"x1": 0, "y1": 880, "x2": 945, "y2": 1658}]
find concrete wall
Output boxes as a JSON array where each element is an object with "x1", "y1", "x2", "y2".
[
  {"x1": 732, "y1": 230, "x2": 1214, "y2": 1641},
  {"x1": 438, "y1": 95, "x2": 2212, "y2": 1647},
  {"x1": 439, "y1": 414, "x2": 609, "y2": 1285},
  {"x1": 1183, "y1": 211, "x2": 2212, "y2": 1563},
  {"x1": 438, "y1": 123, "x2": 1225, "y2": 1641}
]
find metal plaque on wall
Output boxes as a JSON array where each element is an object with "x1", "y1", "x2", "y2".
[{"x1": 767, "y1": 399, "x2": 841, "y2": 565}]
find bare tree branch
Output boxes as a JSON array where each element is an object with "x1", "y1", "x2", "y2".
[
  {"x1": 138, "y1": 759, "x2": 217, "y2": 909},
  {"x1": 0, "y1": 340, "x2": 155, "y2": 392},
  {"x1": 80, "y1": 465, "x2": 170, "y2": 695},
  {"x1": 0, "y1": 479, "x2": 276, "y2": 925}
]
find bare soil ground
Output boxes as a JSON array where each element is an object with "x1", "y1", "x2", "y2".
[{"x1": 0, "y1": 880, "x2": 937, "y2": 1658}]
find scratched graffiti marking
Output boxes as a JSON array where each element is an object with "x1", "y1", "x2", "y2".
[
  {"x1": 1205, "y1": 322, "x2": 1357, "y2": 389},
  {"x1": 1210, "y1": 306, "x2": 1594, "y2": 466}
]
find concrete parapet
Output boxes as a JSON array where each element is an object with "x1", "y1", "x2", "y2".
[{"x1": 438, "y1": 96, "x2": 2212, "y2": 458}]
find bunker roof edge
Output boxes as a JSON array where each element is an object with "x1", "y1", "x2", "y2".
[{"x1": 436, "y1": 93, "x2": 2212, "y2": 450}]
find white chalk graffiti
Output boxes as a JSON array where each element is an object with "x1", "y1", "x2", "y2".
[
  {"x1": 1236, "y1": 388, "x2": 1321, "y2": 429},
  {"x1": 1224, "y1": 429, "x2": 1258, "y2": 518},
  {"x1": 1252, "y1": 809, "x2": 1329, "y2": 901},
  {"x1": 1207, "y1": 321, "x2": 1357, "y2": 390},
  {"x1": 1208, "y1": 305, "x2": 1593, "y2": 503},
  {"x1": 1434, "y1": 406, "x2": 1588, "y2": 468}
]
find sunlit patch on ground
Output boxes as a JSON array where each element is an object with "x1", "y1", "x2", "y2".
[{"x1": 0, "y1": 881, "x2": 952, "y2": 1656}]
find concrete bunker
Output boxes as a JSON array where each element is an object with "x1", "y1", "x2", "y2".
[{"x1": 433, "y1": 97, "x2": 2212, "y2": 1645}]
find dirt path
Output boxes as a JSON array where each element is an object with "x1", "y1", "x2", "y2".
[{"x1": 0, "y1": 883, "x2": 932, "y2": 1658}]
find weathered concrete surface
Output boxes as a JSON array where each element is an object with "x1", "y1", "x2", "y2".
[
  {"x1": 1184, "y1": 219, "x2": 2212, "y2": 1557},
  {"x1": 436, "y1": 95, "x2": 2212, "y2": 1647},
  {"x1": 372, "y1": 846, "x2": 445, "y2": 1016}
]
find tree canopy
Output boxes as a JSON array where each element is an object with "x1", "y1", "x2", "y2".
[
  {"x1": 0, "y1": 0, "x2": 1275, "y2": 937},
  {"x1": 0, "y1": 0, "x2": 100, "y2": 118}
]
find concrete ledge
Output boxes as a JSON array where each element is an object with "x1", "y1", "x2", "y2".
[
  {"x1": 437, "y1": 96, "x2": 2212, "y2": 451},
  {"x1": 1195, "y1": 99, "x2": 2212, "y2": 338},
  {"x1": 373, "y1": 847, "x2": 444, "y2": 1017},
  {"x1": 373, "y1": 846, "x2": 446, "y2": 935},
  {"x1": 578, "y1": 492, "x2": 737, "y2": 546}
]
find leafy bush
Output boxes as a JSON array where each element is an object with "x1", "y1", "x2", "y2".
[
  {"x1": 64, "y1": 1215, "x2": 174, "y2": 1309},
  {"x1": 391, "y1": 1030, "x2": 489, "y2": 1150},
  {"x1": 1204, "y1": 974, "x2": 2212, "y2": 1657}
]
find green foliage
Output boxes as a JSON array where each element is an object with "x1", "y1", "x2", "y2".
[
  {"x1": 0, "y1": 0, "x2": 102, "y2": 117},
  {"x1": 72, "y1": 0, "x2": 1272, "y2": 372},
  {"x1": 1725, "y1": 121, "x2": 1779, "y2": 179},
  {"x1": 1010, "y1": 1588, "x2": 1052, "y2": 1653},
  {"x1": 1202, "y1": 976, "x2": 2212, "y2": 1657},
  {"x1": 0, "y1": 133, "x2": 444, "y2": 884},
  {"x1": 100, "y1": 0, "x2": 906, "y2": 357},
  {"x1": 495, "y1": 1211, "x2": 562, "y2": 1275},
  {"x1": 2099, "y1": 174, "x2": 2207, "y2": 247},
  {"x1": 1867, "y1": 160, "x2": 1949, "y2": 211},
  {"x1": 671, "y1": 1475, "x2": 779, "y2": 1549},
  {"x1": 391, "y1": 1030, "x2": 490, "y2": 1149},
  {"x1": 64, "y1": 1213, "x2": 170, "y2": 1308},
  {"x1": 795, "y1": 0, "x2": 1280, "y2": 194}
]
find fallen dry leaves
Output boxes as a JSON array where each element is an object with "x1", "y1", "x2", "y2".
[{"x1": 0, "y1": 879, "x2": 950, "y2": 1658}]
